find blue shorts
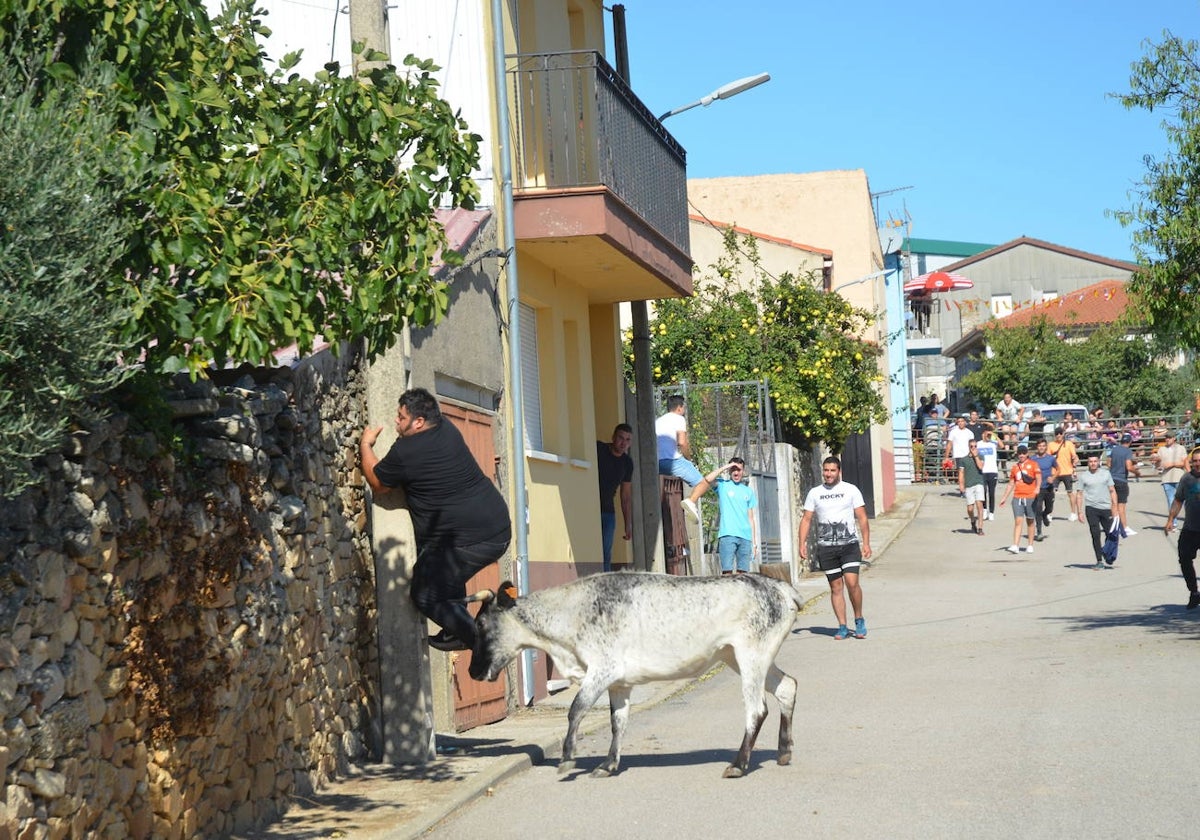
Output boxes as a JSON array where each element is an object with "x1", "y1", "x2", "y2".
[
  {"x1": 658, "y1": 457, "x2": 703, "y2": 488},
  {"x1": 718, "y1": 536, "x2": 753, "y2": 573}
]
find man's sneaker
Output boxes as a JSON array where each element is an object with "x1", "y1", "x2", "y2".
[
  {"x1": 1068, "y1": 513, "x2": 1078, "y2": 522},
  {"x1": 681, "y1": 498, "x2": 700, "y2": 522},
  {"x1": 427, "y1": 631, "x2": 467, "y2": 652},
  {"x1": 1093, "y1": 562, "x2": 1107, "y2": 571},
  {"x1": 1034, "y1": 534, "x2": 1046, "y2": 542},
  {"x1": 1022, "y1": 546, "x2": 1034, "y2": 554},
  {"x1": 1188, "y1": 591, "x2": 1200, "y2": 610},
  {"x1": 1006, "y1": 544, "x2": 1020, "y2": 554},
  {"x1": 1124, "y1": 527, "x2": 1138, "y2": 536},
  {"x1": 854, "y1": 618, "x2": 867, "y2": 639},
  {"x1": 834, "y1": 625, "x2": 852, "y2": 640},
  {"x1": 986, "y1": 511, "x2": 994, "y2": 521}
]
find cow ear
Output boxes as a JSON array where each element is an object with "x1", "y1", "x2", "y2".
[{"x1": 497, "y1": 581, "x2": 519, "y2": 607}]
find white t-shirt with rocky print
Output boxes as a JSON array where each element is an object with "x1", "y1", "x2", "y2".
[{"x1": 803, "y1": 480, "x2": 865, "y2": 546}]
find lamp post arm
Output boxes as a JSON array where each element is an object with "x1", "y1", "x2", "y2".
[{"x1": 658, "y1": 72, "x2": 771, "y2": 122}]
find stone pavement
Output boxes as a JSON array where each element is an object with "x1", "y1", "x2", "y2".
[{"x1": 226, "y1": 487, "x2": 932, "y2": 840}]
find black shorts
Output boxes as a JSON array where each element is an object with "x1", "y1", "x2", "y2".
[
  {"x1": 1054, "y1": 476, "x2": 1074, "y2": 492},
  {"x1": 816, "y1": 543, "x2": 862, "y2": 578},
  {"x1": 1113, "y1": 481, "x2": 1129, "y2": 504}
]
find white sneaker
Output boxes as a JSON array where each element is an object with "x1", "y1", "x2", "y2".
[
  {"x1": 985, "y1": 511, "x2": 994, "y2": 521},
  {"x1": 1068, "y1": 513, "x2": 1078, "y2": 522},
  {"x1": 681, "y1": 498, "x2": 700, "y2": 522},
  {"x1": 1007, "y1": 544, "x2": 1020, "y2": 554},
  {"x1": 1124, "y1": 527, "x2": 1137, "y2": 536},
  {"x1": 1022, "y1": 546, "x2": 1034, "y2": 553}
]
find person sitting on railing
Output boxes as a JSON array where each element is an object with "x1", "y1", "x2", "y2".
[
  {"x1": 1153, "y1": 417, "x2": 1170, "y2": 445},
  {"x1": 1101, "y1": 420, "x2": 1121, "y2": 445},
  {"x1": 1027, "y1": 409, "x2": 1048, "y2": 444},
  {"x1": 1062, "y1": 411, "x2": 1083, "y2": 442}
]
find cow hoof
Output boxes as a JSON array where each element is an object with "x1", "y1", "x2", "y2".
[
  {"x1": 722, "y1": 765, "x2": 745, "y2": 779},
  {"x1": 778, "y1": 751, "x2": 792, "y2": 766},
  {"x1": 590, "y1": 766, "x2": 614, "y2": 778},
  {"x1": 557, "y1": 760, "x2": 576, "y2": 775}
]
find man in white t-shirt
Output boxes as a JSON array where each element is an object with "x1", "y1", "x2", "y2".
[
  {"x1": 947, "y1": 415, "x2": 975, "y2": 463},
  {"x1": 655, "y1": 395, "x2": 705, "y2": 521},
  {"x1": 799, "y1": 456, "x2": 872, "y2": 641}
]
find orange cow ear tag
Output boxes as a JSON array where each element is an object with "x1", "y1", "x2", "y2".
[{"x1": 502, "y1": 584, "x2": 519, "y2": 601}]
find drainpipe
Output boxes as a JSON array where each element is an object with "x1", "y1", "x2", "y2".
[{"x1": 490, "y1": 0, "x2": 534, "y2": 705}]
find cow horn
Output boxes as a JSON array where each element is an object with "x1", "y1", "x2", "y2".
[{"x1": 465, "y1": 589, "x2": 494, "y2": 604}]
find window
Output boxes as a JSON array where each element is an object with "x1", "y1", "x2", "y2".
[{"x1": 519, "y1": 303, "x2": 543, "y2": 450}]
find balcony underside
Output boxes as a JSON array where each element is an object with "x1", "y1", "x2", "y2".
[
  {"x1": 513, "y1": 186, "x2": 693, "y2": 305},
  {"x1": 907, "y1": 336, "x2": 944, "y2": 356}
]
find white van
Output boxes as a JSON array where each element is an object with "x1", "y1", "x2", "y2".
[{"x1": 1023, "y1": 403, "x2": 1089, "y2": 441}]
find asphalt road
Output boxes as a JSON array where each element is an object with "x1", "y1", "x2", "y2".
[{"x1": 423, "y1": 480, "x2": 1200, "y2": 840}]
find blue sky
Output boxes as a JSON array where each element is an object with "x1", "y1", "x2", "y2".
[{"x1": 614, "y1": 1, "x2": 1200, "y2": 262}]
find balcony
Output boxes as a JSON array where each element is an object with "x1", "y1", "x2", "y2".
[
  {"x1": 506, "y1": 51, "x2": 693, "y2": 303},
  {"x1": 906, "y1": 298, "x2": 945, "y2": 355}
]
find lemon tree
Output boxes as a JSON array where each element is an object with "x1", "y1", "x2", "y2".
[{"x1": 630, "y1": 228, "x2": 888, "y2": 450}]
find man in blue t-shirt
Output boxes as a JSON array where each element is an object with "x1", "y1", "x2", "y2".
[
  {"x1": 1031, "y1": 438, "x2": 1059, "y2": 541},
  {"x1": 693, "y1": 457, "x2": 759, "y2": 574},
  {"x1": 1107, "y1": 433, "x2": 1141, "y2": 535}
]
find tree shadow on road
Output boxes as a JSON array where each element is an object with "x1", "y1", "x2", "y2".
[{"x1": 1042, "y1": 603, "x2": 1200, "y2": 639}]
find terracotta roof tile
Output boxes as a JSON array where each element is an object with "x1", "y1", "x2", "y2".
[{"x1": 992, "y1": 279, "x2": 1130, "y2": 330}]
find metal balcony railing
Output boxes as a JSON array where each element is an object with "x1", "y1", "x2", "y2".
[{"x1": 506, "y1": 50, "x2": 689, "y2": 255}]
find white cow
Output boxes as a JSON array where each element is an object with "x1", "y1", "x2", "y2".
[{"x1": 467, "y1": 571, "x2": 801, "y2": 778}]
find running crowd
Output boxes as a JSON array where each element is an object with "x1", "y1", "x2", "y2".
[{"x1": 935, "y1": 393, "x2": 1200, "y2": 609}]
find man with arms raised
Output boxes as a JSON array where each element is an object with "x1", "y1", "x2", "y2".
[
  {"x1": 799, "y1": 457, "x2": 872, "y2": 641},
  {"x1": 361, "y1": 388, "x2": 512, "y2": 652}
]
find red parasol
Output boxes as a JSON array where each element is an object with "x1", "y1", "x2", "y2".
[{"x1": 903, "y1": 271, "x2": 974, "y2": 295}]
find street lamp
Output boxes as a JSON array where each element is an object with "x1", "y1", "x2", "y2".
[
  {"x1": 832, "y1": 270, "x2": 888, "y2": 293},
  {"x1": 657, "y1": 73, "x2": 771, "y2": 121}
]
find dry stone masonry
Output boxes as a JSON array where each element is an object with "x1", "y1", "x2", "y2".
[{"x1": 0, "y1": 352, "x2": 380, "y2": 839}]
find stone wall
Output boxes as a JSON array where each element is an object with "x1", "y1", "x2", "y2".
[{"x1": 0, "y1": 350, "x2": 379, "y2": 839}]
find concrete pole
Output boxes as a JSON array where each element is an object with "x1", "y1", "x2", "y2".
[
  {"x1": 348, "y1": 0, "x2": 391, "y2": 75},
  {"x1": 612, "y1": 5, "x2": 663, "y2": 573}
]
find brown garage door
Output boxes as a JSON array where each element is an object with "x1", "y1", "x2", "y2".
[{"x1": 440, "y1": 402, "x2": 508, "y2": 732}]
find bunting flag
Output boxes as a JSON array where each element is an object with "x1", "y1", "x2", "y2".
[{"x1": 915, "y1": 287, "x2": 1125, "y2": 314}]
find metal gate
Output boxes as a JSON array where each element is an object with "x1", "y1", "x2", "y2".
[
  {"x1": 839, "y1": 428, "x2": 876, "y2": 518},
  {"x1": 655, "y1": 381, "x2": 779, "y2": 568},
  {"x1": 441, "y1": 403, "x2": 508, "y2": 732}
]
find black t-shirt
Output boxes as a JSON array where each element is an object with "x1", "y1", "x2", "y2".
[
  {"x1": 596, "y1": 440, "x2": 634, "y2": 513},
  {"x1": 373, "y1": 420, "x2": 510, "y2": 545}
]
